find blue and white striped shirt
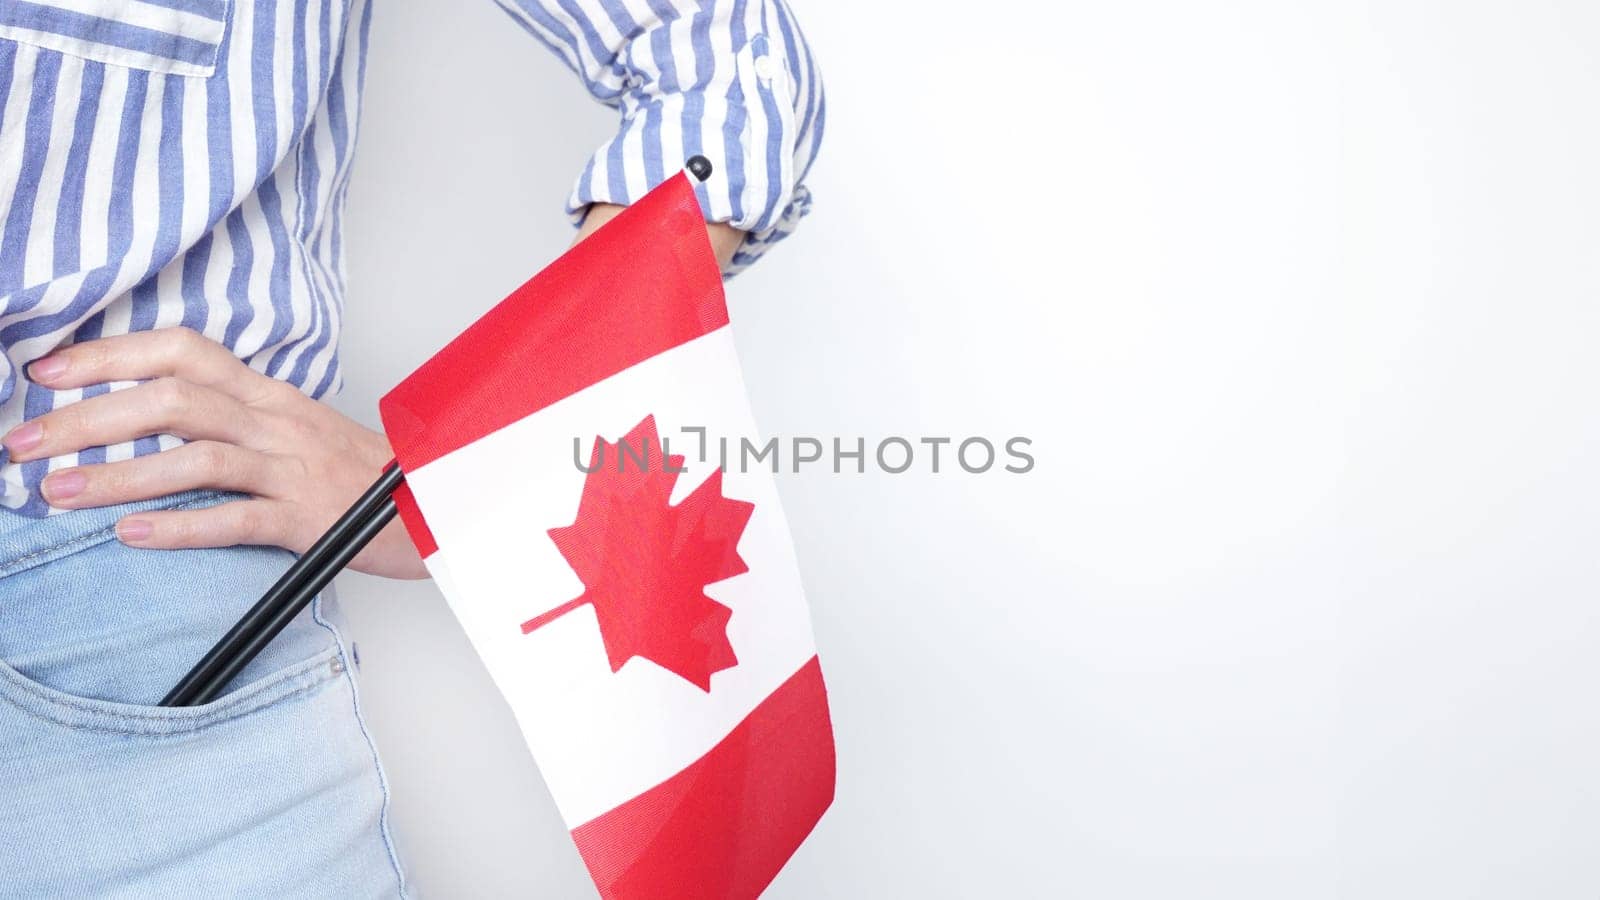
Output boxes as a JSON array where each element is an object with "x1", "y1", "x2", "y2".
[{"x1": 0, "y1": 0, "x2": 824, "y2": 517}]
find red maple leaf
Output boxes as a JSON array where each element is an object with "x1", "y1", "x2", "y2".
[{"x1": 521, "y1": 415, "x2": 754, "y2": 691}]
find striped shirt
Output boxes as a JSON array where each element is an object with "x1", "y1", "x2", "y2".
[{"x1": 0, "y1": 0, "x2": 824, "y2": 517}]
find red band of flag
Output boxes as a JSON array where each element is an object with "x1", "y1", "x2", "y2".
[
  {"x1": 391, "y1": 478, "x2": 437, "y2": 559},
  {"x1": 379, "y1": 172, "x2": 728, "y2": 474},
  {"x1": 570, "y1": 656, "x2": 836, "y2": 899}
]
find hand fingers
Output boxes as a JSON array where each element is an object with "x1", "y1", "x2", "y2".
[
  {"x1": 40, "y1": 441, "x2": 297, "y2": 510},
  {"x1": 115, "y1": 498, "x2": 290, "y2": 550},
  {"x1": 3, "y1": 377, "x2": 268, "y2": 462},
  {"x1": 115, "y1": 496, "x2": 417, "y2": 578},
  {"x1": 25, "y1": 326, "x2": 285, "y2": 405}
]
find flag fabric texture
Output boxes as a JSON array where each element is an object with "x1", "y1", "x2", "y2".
[{"x1": 379, "y1": 173, "x2": 835, "y2": 899}]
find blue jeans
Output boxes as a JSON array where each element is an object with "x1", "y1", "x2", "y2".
[{"x1": 0, "y1": 490, "x2": 408, "y2": 897}]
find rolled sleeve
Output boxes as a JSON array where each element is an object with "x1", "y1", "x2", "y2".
[{"x1": 495, "y1": 0, "x2": 825, "y2": 274}]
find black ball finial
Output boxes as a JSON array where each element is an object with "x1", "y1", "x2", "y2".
[{"x1": 686, "y1": 155, "x2": 713, "y2": 182}]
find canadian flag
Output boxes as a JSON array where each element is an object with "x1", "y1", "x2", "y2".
[{"x1": 379, "y1": 173, "x2": 835, "y2": 899}]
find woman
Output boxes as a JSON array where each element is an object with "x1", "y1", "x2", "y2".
[{"x1": 0, "y1": 0, "x2": 822, "y2": 892}]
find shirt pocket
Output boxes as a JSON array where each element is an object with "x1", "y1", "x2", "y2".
[{"x1": 0, "y1": 0, "x2": 232, "y2": 78}]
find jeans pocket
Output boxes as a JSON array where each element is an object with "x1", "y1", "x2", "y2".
[
  {"x1": 0, "y1": 640, "x2": 345, "y2": 737},
  {"x1": 0, "y1": 612, "x2": 405, "y2": 895},
  {"x1": 0, "y1": 489, "x2": 346, "y2": 734}
]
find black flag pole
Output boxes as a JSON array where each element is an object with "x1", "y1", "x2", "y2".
[
  {"x1": 160, "y1": 156, "x2": 717, "y2": 708},
  {"x1": 178, "y1": 492, "x2": 400, "y2": 707},
  {"x1": 159, "y1": 464, "x2": 403, "y2": 704},
  {"x1": 160, "y1": 463, "x2": 404, "y2": 706}
]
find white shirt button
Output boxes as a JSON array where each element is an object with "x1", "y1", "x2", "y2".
[{"x1": 753, "y1": 54, "x2": 778, "y2": 83}]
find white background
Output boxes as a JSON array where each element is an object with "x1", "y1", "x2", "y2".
[{"x1": 332, "y1": 1, "x2": 1600, "y2": 897}]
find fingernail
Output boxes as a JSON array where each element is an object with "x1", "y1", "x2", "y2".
[
  {"x1": 116, "y1": 518, "x2": 153, "y2": 542},
  {"x1": 42, "y1": 470, "x2": 86, "y2": 502},
  {"x1": 2, "y1": 421, "x2": 42, "y2": 455},
  {"x1": 27, "y1": 355, "x2": 67, "y2": 383}
]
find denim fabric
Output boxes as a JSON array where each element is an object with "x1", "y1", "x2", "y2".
[{"x1": 0, "y1": 490, "x2": 407, "y2": 897}]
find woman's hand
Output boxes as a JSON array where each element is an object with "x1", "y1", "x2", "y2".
[{"x1": 1, "y1": 327, "x2": 428, "y2": 579}]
